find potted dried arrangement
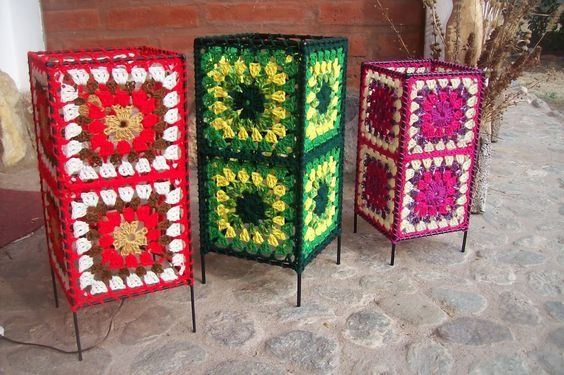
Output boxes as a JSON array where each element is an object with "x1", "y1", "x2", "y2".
[{"x1": 423, "y1": 0, "x2": 563, "y2": 212}]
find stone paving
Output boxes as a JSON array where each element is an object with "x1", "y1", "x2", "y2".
[{"x1": 0, "y1": 97, "x2": 563, "y2": 374}]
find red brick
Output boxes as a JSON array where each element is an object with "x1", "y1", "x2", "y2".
[
  {"x1": 318, "y1": 0, "x2": 424, "y2": 26},
  {"x1": 206, "y1": 2, "x2": 311, "y2": 24},
  {"x1": 157, "y1": 34, "x2": 197, "y2": 55},
  {"x1": 349, "y1": 34, "x2": 369, "y2": 57},
  {"x1": 106, "y1": 5, "x2": 198, "y2": 30},
  {"x1": 62, "y1": 36, "x2": 153, "y2": 50},
  {"x1": 43, "y1": 9, "x2": 100, "y2": 32}
]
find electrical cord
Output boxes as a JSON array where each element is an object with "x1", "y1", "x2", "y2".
[{"x1": 0, "y1": 300, "x2": 124, "y2": 355}]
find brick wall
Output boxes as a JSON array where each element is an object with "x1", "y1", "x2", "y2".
[{"x1": 41, "y1": 0, "x2": 425, "y2": 96}]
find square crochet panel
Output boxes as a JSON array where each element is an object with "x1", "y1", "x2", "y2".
[
  {"x1": 355, "y1": 60, "x2": 484, "y2": 242},
  {"x1": 195, "y1": 34, "x2": 347, "y2": 272},
  {"x1": 28, "y1": 47, "x2": 193, "y2": 310}
]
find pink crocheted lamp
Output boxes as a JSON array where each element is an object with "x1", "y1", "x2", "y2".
[{"x1": 353, "y1": 59, "x2": 485, "y2": 265}]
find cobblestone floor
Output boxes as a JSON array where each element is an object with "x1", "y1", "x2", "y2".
[{"x1": 0, "y1": 98, "x2": 563, "y2": 374}]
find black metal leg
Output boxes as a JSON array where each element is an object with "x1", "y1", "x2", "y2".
[
  {"x1": 50, "y1": 265, "x2": 59, "y2": 308},
  {"x1": 353, "y1": 213, "x2": 358, "y2": 233},
  {"x1": 390, "y1": 243, "x2": 396, "y2": 266},
  {"x1": 200, "y1": 252, "x2": 206, "y2": 284},
  {"x1": 461, "y1": 231, "x2": 468, "y2": 253},
  {"x1": 72, "y1": 312, "x2": 82, "y2": 361},
  {"x1": 190, "y1": 285, "x2": 196, "y2": 333},
  {"x1": 336, "y1": 235, "x2": 341, "y2": 265},
  {"x1": 296, "y1": 272, "x2": 302, "y2": 307}
]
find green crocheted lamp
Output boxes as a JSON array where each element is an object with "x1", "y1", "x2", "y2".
[{"x1": 194, "y1": 34, "x2": 347, "y2": 306}]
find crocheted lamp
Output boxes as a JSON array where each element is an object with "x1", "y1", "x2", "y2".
[
  {"x1": 195, "y1": 34, "x2": 348, "y2": 306},
  {"x1": 28, "y1": 47, "x2": 195, "y2": 360},
  {"x1": 354, "y1": 60, "x2": 484, "y2": 265}
]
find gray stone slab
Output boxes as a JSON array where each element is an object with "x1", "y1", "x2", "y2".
[
  {"x1": 528, "y1": 271, "x2": 563, "y2": 297},
  {"x1": 496, "y1": 250, "x2": 545, "y2": 266},
  {"x1": 343, "y1": 308, "x2": 394, "y2": 348},
  {"x1": 530, "y1": 351, "x2": 564, "y2": 375},
  {"x1": 436, "y1": 317, "x2": 513, "y2": 345},
  {"x1": 129, "y1": 341, "x2": 206, "y2": 375},
  {"x1": 204, "y1": 311, "x2": 255, "y2": 347},
  {"x1": 378, "y1": 294, "x2": 447, "y2": 326},
  {"x1": 406, "y1": 341, "x2": 453, "y2": 375},
  {"x1": 545, "y1": 301, "x2": 564, "y2": 321},
  {"x1": 265, "y1": 330, "x2": 338, "y2": 373},
  {"x1": 469, "y1": 355, "x2": 529, "y2": 375},
  {"x1": 548, "y1": 327, "x2": 564, "y2": 349},
  {"x1": 430, "y1": 288, "x2": 487, "y2": 315},
  {"x1": 498, "y1": 291, "x2": 541, "y2": 325},
  {"x1": 206, "y1": 360, "x2": 285, "y2": 375}
]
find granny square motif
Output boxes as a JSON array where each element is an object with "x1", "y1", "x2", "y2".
[
  {"x1": 355, "y1": 60, "x2": 484, "y2": 243},
  {"x1": 195, "y1": 34, "x2": 347, "y2": 279},
  {"x1": 28, "y1": 47, "x2": 193, "y2": 310}
]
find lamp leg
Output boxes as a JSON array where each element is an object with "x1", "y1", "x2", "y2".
[
  {"x1": 190, "y1": 285, "x2": 196, "y2": 333},
  {"x1": 200, "y1": 252, "x2": 206, "y2": 284},
  {"x1": 50, "y1": 265, "x2": 59, "y2": 308},
  {"x1": 336, "y1": 235, "x2": 341, "y2": 265},
  {"x1": 296, "y1": 272, "x2": 302, "y2": 307},
  {"x1": 353, "y1": 213, "x2": 358, "y2": 234},
  {"x1": 390, "y1": 243, "x2": 396, "y2": 266},
  {"x1": 72, "y1": 312, "x2": 82, "y2": 361},
  {"x1": 461, "y1": 231, "x2": 468, "y2": 253}
]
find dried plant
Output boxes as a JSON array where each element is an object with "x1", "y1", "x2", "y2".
[{"x1": 374, "y1": 0, "x2": 414, "y2": 57}]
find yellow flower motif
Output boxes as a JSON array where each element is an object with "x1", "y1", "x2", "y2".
[
  {"x1": 306, "y1": 91, "x2": 316, "y2": 103},
  {"x1": 304, "y1": 197, "x2": 313, "y2": 209},
  {"x1": 272, "y1": 73, "x2": 286, "y2": 86},
  {"x1": 305, "y1": 211, "x2": 313, "y2": 225},
  {"x1": 238, "y1": 126, "x2": 249, "y2": 140},
  {"x1": 265, "y1": 130, "x2": 278, "y2": 144},
  {"x1": 215, "y1": 175, "x2": 229, "y2": 187},
  {"x1": 240, "y1": 228, "x2": 250, "y2": 242},
  {"x1": 104, "y1": 105, "x2": 144, "y2": 142},
  {"x1": 216, "y1": 204, "x2": 228, "y2": 216},
  {"x1": 223, "y1": 168, "x2": 236, "y2": 182},
  {"x1": 271, "y1": 91, "x2": 286, "y2": 102},
  {"x1": 273, "y1": 185, "x2": 286, "y2": 196},
  {"x1": 308, "y1": 76, "x2": 316, "y2": 87},
  {"x1": 316, "y1": 222, "x2": 327, "y2": 235},
  {"x1": 305, "y1": 227, "x2": 315, "y2": 241},
  {"x1": 251, "y1": 172, "x2": 263, "y2": 186},
  {"x1": 235, "y1": 59, "x2": 247, "y2": 76},
  {"x1": 211, "y1": 118, "x2": 227, "y2": 130},
  {"x1": 211, "y1": 101, "x2": 228, "y2": 114},
  {"x1": 272, "y1": 228, "x2": 286, "y2": 240},
  {"x1": 265, "y1": 174, "x2": 278, "y2": 188},
  {"x1": 237, "y1": 169, "x2": 249, "y2": 183},
  {"x1": 253, "y1": 231, "x2": 264, "y2": 244},
  {"x1": 208, "y1": 70, "x2": 224, "y2": 83},
  {"x1": 218, "y1": 219, "x2": 229, "y2": 230},
  {"x1": 285, "y1": 55, "x2": 293, "y2": 63},
  {"x1": 273, "y1": 216, "x2": 285, "y2": 226},
  {"x1": 272, "y1": 123, "x2": 286, "y2": 137},
  {"x1": 306, "y1": 107, "x2": 316, "y2": 120},
  {"x1": 272, "y1": 200, "x2": 285, "y2": 211},
  {"x1": 223, "y1": 125, "x2": 235, "y2": 139},
  {"x1": 218, "y1": 57, "x2": 231, "y2": 75},
  {"x1": 216, "y1": 190, "x2": 229, "y2": 202},
  {"x1": 225, "y1": 226, "x2": 236, "y2": 238},
  {"x1": 251, "y1": 127, "x2": 263, "y2": 142},
  {"x1": 268, "y1": 234, "x2": 279, "y2": 247},
  {"x1": 265, "y1": 61, "x2": 278, "y2": 76},
  {"x1": 210, "y1": 86, "x2": 228, "y2": 98},
  {"x1": 113, "y1": 221, "x2": 147, "y2": 256},
  {"x1": 313, "y1": 62, "x2": 321, "y2": 75},
  {"x1": 249, "y1": 63, "x2": 261, "y2": 78},
  {"x1": 272, "y1": 107, "x2": 286, "y2": 120}
]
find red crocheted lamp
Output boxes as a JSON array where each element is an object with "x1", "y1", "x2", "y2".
[
  {"x1": 354, "y1": 60, "x2": 485, "y2": 265},
  {"x1": 28, "y1": 47, "x2": 195, "y2": 360}
]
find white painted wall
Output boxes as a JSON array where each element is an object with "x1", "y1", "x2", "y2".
[{"x1": 0, "y1": 0, "x2": 45, "y2": 90}]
